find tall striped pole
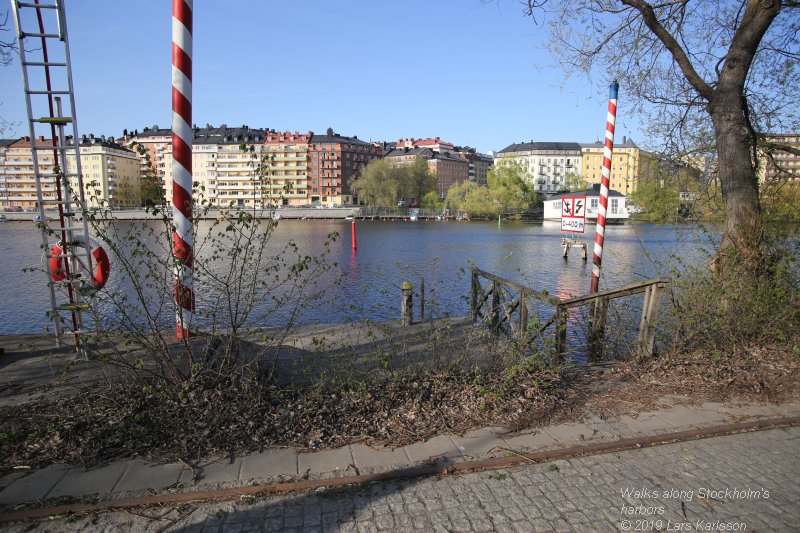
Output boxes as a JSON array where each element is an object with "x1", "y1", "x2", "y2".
[
  {"x1": 172, "y1": 0, "x2": 194, "y2": 338},
  {"x1": 590, "y1": 81, "x2": 619, "y2": 294}
]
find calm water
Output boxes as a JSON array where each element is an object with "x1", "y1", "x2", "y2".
[{"x1": 0, "y1": 219, "x2": 711, "y2": 335}]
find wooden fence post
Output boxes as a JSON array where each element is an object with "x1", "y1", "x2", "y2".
[
  {"x1": 490, "y1": 280, "x2": 500, "y2": 336},
  {"x1": 588, "y1": 296, "x2": 609, "y2": 360},
  {"x1": 637, "y1": 284, "x2": 663, "y2": 357},
  {"x1": 470, "y1": 270, "x2": 478, "y2": 322},
  {"x1": 519, "y1": 291, "x2": 529, "y2": 343},
  {"x1": 420, "y1": 277, "x2": 425, "y2": 321},
  {"x1": 555, "y1": 304, "x2": 567, "y2": 357}
]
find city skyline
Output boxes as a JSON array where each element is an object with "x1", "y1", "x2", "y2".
[{"x1": 0, "y1": 1, "x2": 644, "y2": 154}]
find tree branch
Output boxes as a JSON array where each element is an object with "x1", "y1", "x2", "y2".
[{"x1": 622, "y1": 0, "x2": 714, "y2": 100}]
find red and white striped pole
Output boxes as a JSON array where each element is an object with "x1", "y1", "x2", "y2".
[
  {"x1": 171, "y1": 0, "x2": 194, "y2": 338},
  {"x1": 590, "y1": 81, "x2": 619, "y2": 294}
]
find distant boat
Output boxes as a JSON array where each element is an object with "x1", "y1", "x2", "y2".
[
  {"x1": 409, "y1": 210, "x2": 419, "y2": 222},
  {"x1": 272, "y1": 212, "x2": 282, "y2": 221},
  {"x1": 33, "y1": 213, "x2": 50, "y2": 223},
  {"x1": 0, "y1": 214, "x2": 7, "y2": 222}
]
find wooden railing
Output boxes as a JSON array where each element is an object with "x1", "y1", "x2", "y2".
[{"x1": 470, "y1": 268, "x2": 669, "y2": 357}]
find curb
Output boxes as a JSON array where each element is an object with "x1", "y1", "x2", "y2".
[{"x1": 2, "y1": 415, "x2": 798, "y2": 524}]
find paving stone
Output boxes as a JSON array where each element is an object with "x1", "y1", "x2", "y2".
[
  {"x1": 501, "y1": 429, "x2": 559, "y2": 452},
  {"x1": 112, "y1": 460, "x2": 184, "y2": 493},
  {"x1": 298, "y1": 445, "x2": 353, "y2": 476},
  {"x1": 616, "y1": 410, "x2": 679, "y2": 435},
  {"x1": 449, "y1": 427, "x2": 507, "y2": 459},
  {"x1": 196, "y1": 458, "x2": 243, "y2": 483},
  {"x1": 349, "y1": 444, "x2": 410, "y2": 473},
  {"x1": 402, "y1": 435, "x2": 462, "y2": 463},
  {"x1": 0, "y1": 464, "x2": 70, "y2": 504},
  {"x1": 544, "y1": 421, "x2": 609, "y2": 444},
  {"x1": 46, "y1": 461, "x2": 128, "y2": 499},
  {"x1": 0, "y1": 471, "x2": 28, "y2": 491},
  {"x1": 653, "y1": 404, "x2": 731, "y2": 429},
  {"x1": 239, "y1": 448, "x2": 298, "y2": 480}
]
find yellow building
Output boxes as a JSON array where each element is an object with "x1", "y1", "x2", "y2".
[
  {"x1": 67, "y1": 136, "x2": 141, "y2": 208},
  {"x1": 263, "y1": 130, "x2": 311, "y2": 207},
  {"x1": 581, "y1": 136, "x2": 642, "y2": 195},
  {"x1": 0, "y1": 135, "x2": 139, "y2": 210}
]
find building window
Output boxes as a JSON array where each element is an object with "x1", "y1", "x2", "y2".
[{"x1": 591, "y1": 198, "x2": 598, "y2": 208}]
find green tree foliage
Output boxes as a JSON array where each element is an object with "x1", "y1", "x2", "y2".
[
  {"x1": 421, "y1": 190, "x2": 442, "y2": 210},
  {"x1": 486, "y1": 160, "x2": 540, "y2": 211},
  {"x1": 350, "y1": 159, "x2": 401, "y2": 207},
  {"x1": 400, "y1": 156, "x2": 436, "y2": 202},
  {"x1": 563, "y1": 171, "x2": 586, "y2": 192},
  {"x1": 444, "y1": 161, "x2": 542, "y2": 218},
  {"x1": 351, "y1": 156, "x2": 435, "y2": 206},
  {"x1": 463, "y1": 185, "x2": 498, "y2": 218},
  {"x1": 444, "y1": 180, "x2": 479, "y2": 211},
  {"x1": 629, "y1": 181, "x2": 681, "y2": 223},
  {"x1": 762, "y1": 181, "x2": 800, "y2": 223}
]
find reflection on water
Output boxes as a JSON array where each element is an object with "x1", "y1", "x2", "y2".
[{"x1": 0, "y1": 219, "x2": 710, "y2": 335}]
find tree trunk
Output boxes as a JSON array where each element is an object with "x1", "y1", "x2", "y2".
[{"x1": 708, "y1": 90, "x2": 764, "y2": 275}]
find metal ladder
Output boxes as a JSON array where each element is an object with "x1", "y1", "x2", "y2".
[{"x1": 11, "y1": 0, "x2": 94, "y2": 355}]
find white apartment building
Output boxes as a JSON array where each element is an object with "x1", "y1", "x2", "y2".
[{"x1": 495, "y1": 142, "x2": 583, "y2": 195}]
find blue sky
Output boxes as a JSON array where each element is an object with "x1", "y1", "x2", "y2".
[{"x1": 1, "y1": 0, "x2": 642, "y2": 154}]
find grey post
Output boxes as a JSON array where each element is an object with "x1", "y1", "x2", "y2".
[{"x1": 401, "y1": 281, "x2": 413, "y2": 326}]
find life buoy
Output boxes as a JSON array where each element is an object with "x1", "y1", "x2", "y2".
[{"x1": 49, "y1": 235, "x2": 111, "y2": 294}]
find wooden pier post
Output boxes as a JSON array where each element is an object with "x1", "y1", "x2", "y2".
[{"x1": 401, "y1": 281, "x2": 413, "y2": 326}]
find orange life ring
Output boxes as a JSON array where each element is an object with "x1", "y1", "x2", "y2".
[{"x1": 49, "y1": 235, "x2": 111, "y2": 294}]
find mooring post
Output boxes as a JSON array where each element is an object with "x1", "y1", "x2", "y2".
[{"x1": 401, "y1": 281, "x2": 413, "y2": 326}]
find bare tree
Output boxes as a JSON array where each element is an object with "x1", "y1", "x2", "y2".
[{"x1": 517, "y1": 0, "x2": 799, "y2": 274}]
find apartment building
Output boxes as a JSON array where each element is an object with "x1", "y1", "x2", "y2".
[
  {"x1": 759, "y1": 133, "x2": 800, "y2": 183},
  {"x1": 308, "y1": 128, "x2": 380, "y2": 206},
  {"x1": 454, "y1": 146, "x2": 493, "y2": 186},
  {"x1": 496, "y1": 142, "x2": 582, "y2": 195},
  {"x1": 0, "y1": 139, "x2": 17, "y2": 209},
  {"x1": 580, "y1": 137, "x2": 643, "y2": 195},
  {"x1": 396, "y1": 137, "x2": 455, "y2": 152},
  {"x1": 122, "y1": 125, "x2": 172, "y2": 179},
  {"x1": 162, "y1": 125, "x2": 269, "y2": 208},
  {"x1": 0, "y1": 135, "x2": 139, "y2": 210},
  {"x1": 384, "y1": 144, "x2": 478, "y2": 199},
  {"x1": 428, "y1": 152, "x2": 470, "y2": 199},
  {"x1": 263, "y1": 130, "x2": 312, "y2": 207},
  {"x1": 67, "y1": 136, "x2": 141, "y2": 207}
]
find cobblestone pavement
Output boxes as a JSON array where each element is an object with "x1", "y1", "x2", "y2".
[{"x1": 6, "y1": 427, "x2": 799, "y2": 532}]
